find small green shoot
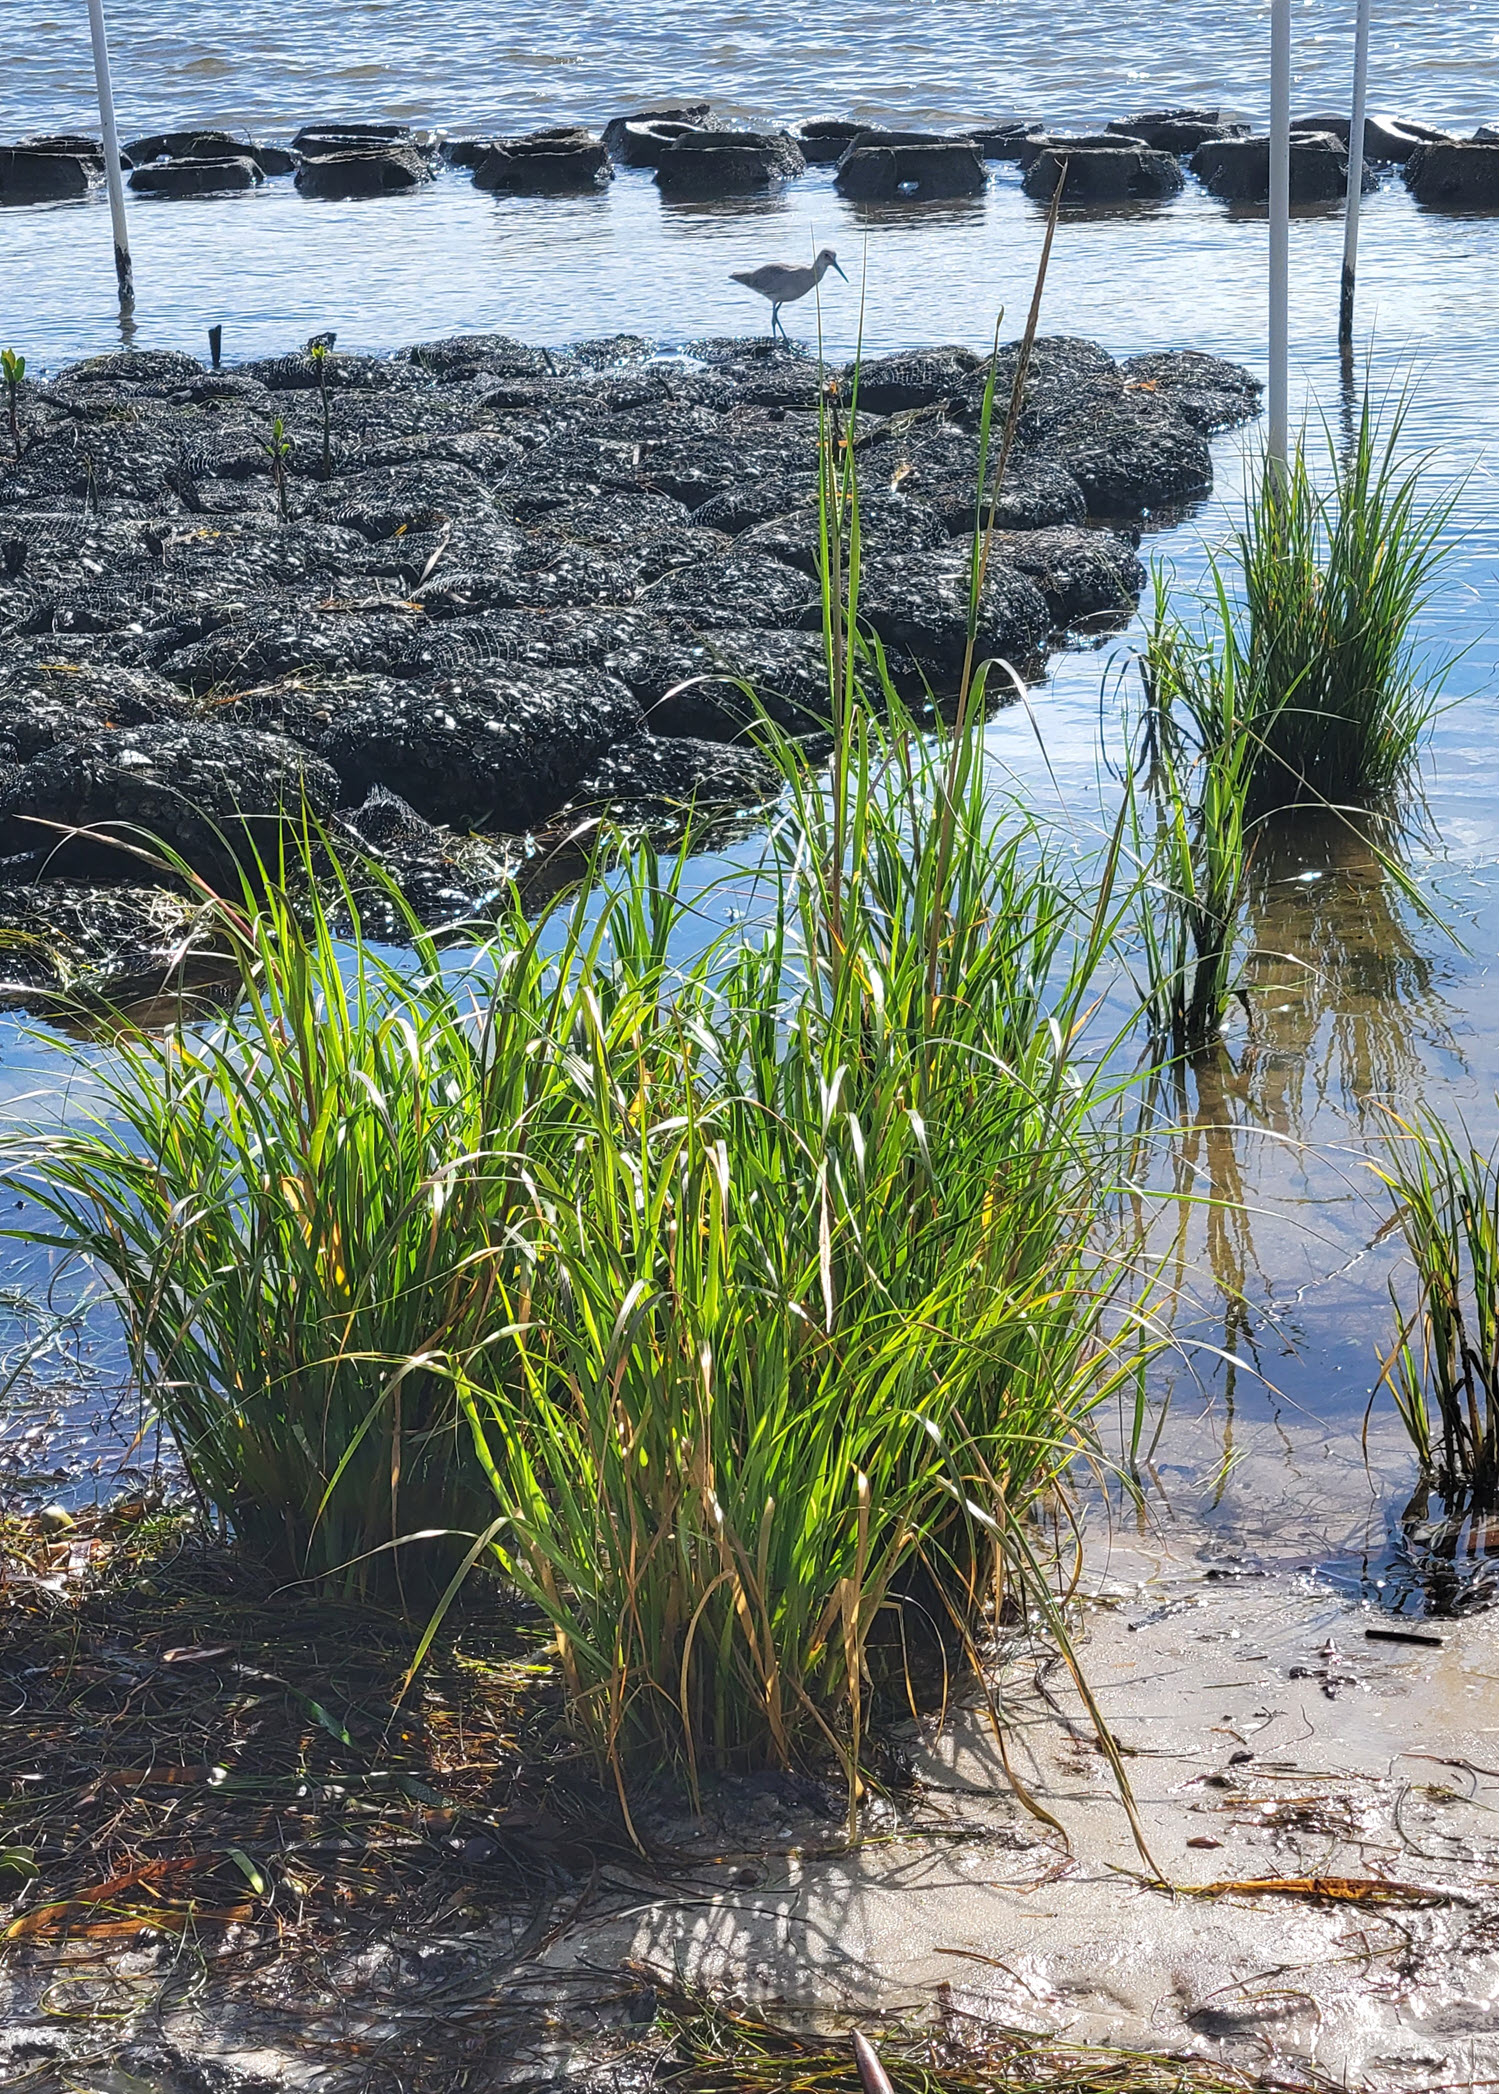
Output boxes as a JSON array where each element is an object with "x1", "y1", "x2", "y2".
[
  {"x1": 263, "y1": 413, "x2": 291, "y2": 521},
  {"x1": 309, "y1": 340, "x2": 333, "y2": 480},
  {"x1": 2, "y1": 348, "x2": 24, "y2": 461}
]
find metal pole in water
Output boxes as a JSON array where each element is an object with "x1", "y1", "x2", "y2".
[
  {"x1": 84, "y1": 0, "x2": 134, "y2": 307},
  {"x1": 1340, "y1": 0, "x2": 1372, "y2": 346},
  {"x1": 1268, "y1": 0, "x2": 1291, "y2": 479}
]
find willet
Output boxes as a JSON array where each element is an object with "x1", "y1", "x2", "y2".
[{"x1": 730, "y1": 246, "x2": 847, "y2": 339}]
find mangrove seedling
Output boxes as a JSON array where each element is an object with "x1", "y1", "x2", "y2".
[
  {"x1": 309, "y1": 340, "x2": 333, "y2": 480},
  {"x1": 1, "y1": 348, "x2": 24, "y2": 462},
  {"x1": 263, "y1": 413, "x2": 291, "y2": 521}
]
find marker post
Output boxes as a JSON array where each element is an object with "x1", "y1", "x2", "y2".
[
  {"x1": 1340, "y1": 0, "x2": 1373, "y2": 346},
  {"x1": 84, "y1": 0, "x2": 135, "y2": 306},
  {"x1": 1268, "y1": 0, "x2": 1291, "y2": 478}
]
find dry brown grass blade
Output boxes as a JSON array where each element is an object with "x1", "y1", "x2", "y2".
[
  {"x1": 80, "y1": 1765, "x2": 218, "y2": 1797},
  {"x1": 15, "y1": 1902, "x2": 257, "y2": 1940},
  {"x1": 1186, "y1": 1873, "x2": 1458, "y2": 1907},
  {"x1": 5, "y1": 1854, "x2": 217, "y2": 1938}
]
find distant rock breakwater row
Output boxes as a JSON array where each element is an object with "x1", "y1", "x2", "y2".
[
  {"x1": 0, "y1": 103, "x2": 1496, "y2": 210},
  {"x1": 0, "y1": 331, "x2": 1260, "y2": 1003}
]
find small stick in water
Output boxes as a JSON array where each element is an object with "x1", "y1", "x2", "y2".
[
  {"x1": 1365, "y1": 1626, "x2": 1445, "y2": 1648},
  {"x1": 853, "y1": 2030, "x2": 895, "y2": 2094},
  {"x1": 208, "y1": 324, "x2": 222, "y2": 370}
]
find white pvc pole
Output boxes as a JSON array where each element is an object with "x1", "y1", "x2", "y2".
[
  {"x1": 85, "y1": 0, "x2": 134, "y2": 306},
  {"x1": 1268, "y1": 0, "x2": 1291, "y2": 478},
  {"x1": 1340, "y1": 0, "x2": 1372, "y2": 345}
]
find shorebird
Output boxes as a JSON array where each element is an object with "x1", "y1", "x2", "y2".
[{"x1": 730, "y1": 247, "x2": 847, "y2": 339}]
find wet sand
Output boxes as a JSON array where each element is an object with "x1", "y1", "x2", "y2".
[
  {"x1": 544, "y1": 1549, "x2": 1498, "y2": 2086},
  {"x1": 0, "y1": 1543, "x2": 1492, "y2": 2088}
]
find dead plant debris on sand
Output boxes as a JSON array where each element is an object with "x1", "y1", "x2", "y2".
[
  {"x1": 0, "y1": 1502, "x2": 644, "y2": 1958},
  {"x1": 1, "y1": 1512, "x2": 1490, "y2": 2092},
  {"x1": 636, "y1": 1969, "x2": 1346, "y2": 2091}
]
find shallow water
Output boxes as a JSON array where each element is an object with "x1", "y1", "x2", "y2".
[{"x1": 0, "y1": 5, "x2": 1494, "y2": 1592}]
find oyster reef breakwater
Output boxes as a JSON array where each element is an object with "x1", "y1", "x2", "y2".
[{"x1": 0, "y1": 331, "x2": 1255, "y2": 996}]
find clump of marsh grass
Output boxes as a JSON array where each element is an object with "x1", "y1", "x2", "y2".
[
  {"x1": 445, "y1": 704, "x2": 1151, "y2": 1817},
  {"x1": 1373, "y1": 1106, "x2": 1497, "y2": 1515},
  {"x1": 1117, "y1": 383, "x2": 1457, "y2": 1057},
  {"x1": 1232, "y1": 393, "x2": 1456, "y2": 809},
  {"x1": 0, "y1": 854, "x2": 554, "y2": 1594},
  {"x1": 1157, "y1": 392, "x2": 1457, "y2": 818}
]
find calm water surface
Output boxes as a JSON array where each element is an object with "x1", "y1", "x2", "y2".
[{"x1": 0, "y1": 3, "x2": 1494, "y2": 1592}]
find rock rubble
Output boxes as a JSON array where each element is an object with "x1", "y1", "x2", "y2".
[
  {"x1": 0, "y1": 331, "x2": 1259, "y2": 998},
  {"x1": 3, "y1": 101, "x2": 1490, "y2": 213}
]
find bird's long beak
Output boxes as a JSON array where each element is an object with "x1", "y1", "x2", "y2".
[{"x1": 832, "y1": 260, "x2": 849, "y2": 280}]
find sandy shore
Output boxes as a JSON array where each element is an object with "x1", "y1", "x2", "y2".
[{"x1": 1, "y1": 1541, "x2": 1491, "y2": 2090}]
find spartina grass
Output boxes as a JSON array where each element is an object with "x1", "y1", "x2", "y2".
[
  {"x1": 443, "y1": 704, "x2": 1155, "y2": 1816},
  {"x1": 1373, "y1": 1106, "x2": 1497, "y2": 1514},
  {"x1": 1117, "y1": 378, "x2": 1458, "y2": 1052},
  {"x1": 1165, "y1": 389, "x2": 1458, "y2": 816},
  {"x1": 1, "y1": 348, "x2": 22, "y2": 462},
  {"x1": 0, "y1": 846, "x2": 575, "y2": 1595},
  {"x1": 1119, "y1": 577, "x2": 1255, "y2": 1059},
  {"x1": 1233, "y1": 390, "x2": 1456, "y2": 809}
]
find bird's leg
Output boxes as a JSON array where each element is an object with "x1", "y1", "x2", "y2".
[{"x1": 771, "y1": 303, "x2": 784, "y2": 343}]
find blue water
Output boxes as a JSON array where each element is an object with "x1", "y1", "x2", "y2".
[{"x1": 4, "y1": 0, "x2": 1495, "y2": 141}]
